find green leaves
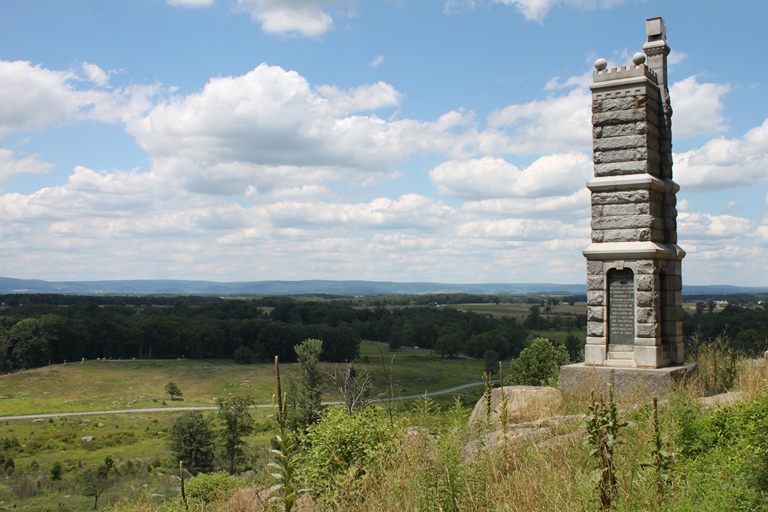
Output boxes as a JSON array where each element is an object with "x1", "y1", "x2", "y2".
[{"x1": 584, "y1": 386, "x2": 627, "y2": 511}]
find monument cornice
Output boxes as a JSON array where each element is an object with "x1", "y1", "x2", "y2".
[
  {"x1": 587, "y1": 175, "x2": 679, "y2": 193},
  {"x1": 582, "y1": 241, "x2": 685, "y2": 261}
]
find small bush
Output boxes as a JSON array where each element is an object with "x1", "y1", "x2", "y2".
[
  {"x1": 185, "y1": 471, "x2": 244, "y2": 504},
  {"x1": 506, "y1": 337, "x2": 569, "y2": 386},
  {"x1": 301, "y1": 406, "x2": 400, "y2": 493},
  {"x1": 50, "y1": 459, "x2": 63, "y2": 481}
]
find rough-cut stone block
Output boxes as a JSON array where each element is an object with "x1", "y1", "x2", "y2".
[
  {"x1": 587, "y1": 276, "x2": 604, "y2": 291},
  {"x1": 591, "y1": 190, "x2": 650, "y2": 205},
  {"x1": 593, "y1": 97, "x2": 646, "y2": 112},
  {"x1": 636, "y1": 291, "x2": 660, "y2": 307},
  {"x1": 602, "y1": 204, "x2": 638, "y2": 216},
  {"x1": 588, "y1": 306, "x2": 604, "y2": 322},
  {"x1": 587, "y1": 261, "x2": 603, "y2": 275},
  {"x1": 593, "y1": 216, "x2": 652, "y2": 230},
  {"x1": 636, "y1": 275, "x2": 654, "y2": 291},
  {"x1": 636, "y1": 322, "x2": 660, "y2": 338},
  {"x1": 587, "y1": 321, "x2": 605, "y2": 337},
  {"x1": 636, "y1": 307, "x2": 657, "y2": 324},
  {"x1": 594, "y1": 161, "x2": 650, "y2": 176},
  {"x1": 593, "y1": 135, "x2": 647, "y2": 151},
  {"x1": 594, "y1": 149, "x2": 647, "y2": 164},
  {"x1": 602, "y1": 123, "x2": 642, "y2": 138},
  {"x1": 603, "y1": 229, "x2": 640, "y2": 242},
  {"x1": 593, "y1": 110, "x2": 648, "y2": 126},
  {"x1": 587, "y1": 290, "x2": 604, "y2": 306},
  {"x1": 636, "y1": 260, "x2": 655, "y2": 274}
]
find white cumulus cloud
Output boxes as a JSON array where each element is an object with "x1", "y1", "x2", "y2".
[
  {"x1": 128, "y1": 63, "x2": 460, "y2": 194},
  {"x1": 429, "y1": 152, "x2": 591, "y2": 200},
  {"x1": 0, "y1": 60, "x2": 157, "y2": 138},
  {"x1": 670, "y1": 75, "x2": 730, "y2": 138},
  {"x1": 485, "y1": 88, "x2": 591, "y2": 155},
  {"x1": 490, "y1": 0, "x2": 625, "y2": 22},
  {"x1": 235, "y1": 0, "x2": 357, "y2": 37},
  {"x1": 674, "y1": 118, "x2": 768, "y2": 192},
  {"x1": 0, "y1": 149, "x2": 53, "y2": 182}
]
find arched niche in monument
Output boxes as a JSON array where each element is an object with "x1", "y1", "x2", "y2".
[{"x1": 607, "y1": 268, "x2": 634, "y2": 347}]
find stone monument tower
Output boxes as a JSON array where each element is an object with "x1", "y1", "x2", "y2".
[
  {"x1": 561, "y1": 18, "x2": 695, "y2": 396},
  {"x1": 583, "y1": 17, "x2": 685, "y2": 369}
]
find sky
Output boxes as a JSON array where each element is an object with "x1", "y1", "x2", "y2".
[{"x1": 0, "y1": 0, "x2": 766, "y2": 287}]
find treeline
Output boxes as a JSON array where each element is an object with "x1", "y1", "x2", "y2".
[
  {"x1": 684, "y1": 303, "x2": 768, "y2": 353},
  {"x1": 0, "y1": 299, "x2": 359, "y2": 372}
]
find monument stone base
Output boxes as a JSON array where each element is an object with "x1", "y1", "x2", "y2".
[{"x1": 559, "y1": 362, "x2": 697, "y2": 400}]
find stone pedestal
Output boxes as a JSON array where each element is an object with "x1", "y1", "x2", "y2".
[{"x1": 560, "y1": 363, "x2": 697, "y2": 400}]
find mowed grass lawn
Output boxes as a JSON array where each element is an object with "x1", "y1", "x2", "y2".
[{"x1": 0, "y1": 343, "x2": 487, "y2": 417}]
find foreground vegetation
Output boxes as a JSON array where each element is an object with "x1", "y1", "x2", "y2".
[{"x1": 2, "y1": 336, "x2": 768, "y2": 510}]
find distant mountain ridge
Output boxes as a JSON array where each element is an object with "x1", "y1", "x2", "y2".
[{"x1": 0, "y1": 277, "x2": 766, "y2": 296}]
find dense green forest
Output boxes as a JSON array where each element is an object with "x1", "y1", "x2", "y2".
[{"x1": 1, "y1": 292, "x2": 766, "y2": 374}]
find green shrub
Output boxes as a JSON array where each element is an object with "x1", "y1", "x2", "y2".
[
  {"x1": 505, "y1": 337, "x2": 569, "y2": 386},
  {"x1": 301, "y1": 406, "x2": 400, "y2": 491},
  {"x1": 185, "y1": 471, "x2": 244, "y2": 504}
]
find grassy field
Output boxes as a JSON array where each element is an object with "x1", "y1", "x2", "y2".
[
  {"x1": 456, "y1": 302, "x2": 587, "y2": 318},
  {"x1": 0, "y1": 347, "x2": 488, "y2": 510},
  {"x1": 0, "y1": 343, "x2": 487, "y2": 417}
]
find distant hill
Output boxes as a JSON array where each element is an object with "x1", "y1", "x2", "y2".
[
  {"x1": 0, "y1": 277, "x2": 586, "y2": 296},
  {"x1": 0, "y1": 277, "x2": 766, "y2": 297}
]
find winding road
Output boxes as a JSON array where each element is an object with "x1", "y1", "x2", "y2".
[{"x1": 0, "y1": 380, "x2": 491, "y2": 421}]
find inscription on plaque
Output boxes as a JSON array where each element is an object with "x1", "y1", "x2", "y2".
[{"x1": 608, "y1": 269, "x2": 635, "y2": 345}]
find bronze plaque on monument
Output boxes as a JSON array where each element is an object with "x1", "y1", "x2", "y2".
[{"x1": 608, "y1": 269, "x2": 634, "y2": 345}]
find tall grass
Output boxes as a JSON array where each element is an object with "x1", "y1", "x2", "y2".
[{"x1": 688, "y1": 331, "x2": 737, "y2": 393}]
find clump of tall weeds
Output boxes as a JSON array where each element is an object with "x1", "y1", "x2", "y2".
[
  {"x1": 584, "y1": 385, "x2": 627, "y2": 511},
  {"x1": 689, "y1": 330, "x2": 737, "y2": 393},
  {"x1": 268, "y1": 356, "x2": 308, "y2": 512}
]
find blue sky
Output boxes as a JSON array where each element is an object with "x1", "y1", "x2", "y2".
[{"x1": 0, "y1": 0, "x2": 766, "y2": 286}]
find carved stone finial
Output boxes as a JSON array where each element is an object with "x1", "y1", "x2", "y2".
[
  {"x1": 632, "y1": 52, "x2": 646, "y2": 66},
  {"x1": 594, "y1": 58, "x2": 608, "y2": 71}
]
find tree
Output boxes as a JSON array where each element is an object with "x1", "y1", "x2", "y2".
[
  {"x1": 79, "y1": 463, "x2": 112, "y2": 510},
  {"x1": 435, "y1": 329, "x2": 464, "y2": 357},
  {"x1": 524, "y1": 305, "x2": 544, "y2": 330},
  {"x1": 563, "y1": 334, "x2": 583, "y2": 362},
  {"x1": 328, "y1": 363, "x2": 375, "y2": 415},
  {"x1": 169, "y1": 411, "x2": 215, "y2": 475},
  {"x1": 483, "y1": 349, "x2": 500, "y2": 375},
  {"x1": 6, "y1": 318, "x2": 54, "y2": 369},
  {"x1": 288, "y1": 338, "x2": 324, "y2": 430},
  {"x1": 505, "y1": 337, "x2": 569, "y2": 386},
  {"x1": 165, "y1": 381, "x2": 182, "y2": 401},
  {"x1": 216, "y1": 395, "x2": 255, "y2": 474}
]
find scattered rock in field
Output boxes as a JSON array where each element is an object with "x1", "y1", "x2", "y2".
[
  {"x1": 81, "y1": 436, "x2": 95, "y2": 442},
  {"x1": 700, "y1": 391, "x2": 744, "y2": 408},
  {"x1": 468, "y1": 386, "x2": 562, "y2": 427},
  {"x1": 32, "y1": 418, "x2": 45, "y2": 423},
  {"x1": 97, "y1": 423, "x2": 105, "y2": 428}
]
